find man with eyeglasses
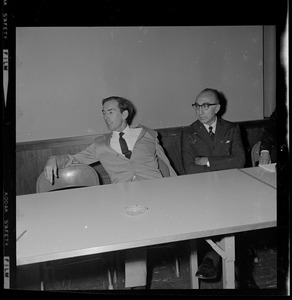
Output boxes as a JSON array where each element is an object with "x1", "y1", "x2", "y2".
[
  {"x1": 182, "y1": 88, "x2": 258, "y2": 289},
  {"x1": 182, "y1": 88, "x2": 245, "y2": 174}
]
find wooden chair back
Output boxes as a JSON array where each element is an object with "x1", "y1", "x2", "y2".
[{"x1": 251, "y1": 141, "x2": 261, "y2": 167}]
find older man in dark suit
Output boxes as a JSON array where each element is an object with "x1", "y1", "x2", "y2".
[
  {"x1": 182, "y1": 88, "x2": 245, "y2": 174},
  {"x1": 182, "y1": 88, "x2": 258, "y2": 289}
]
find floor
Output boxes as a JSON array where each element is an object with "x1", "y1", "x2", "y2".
[{"x1": 31, "y1": 228, "x2": 281, "y2": 294}]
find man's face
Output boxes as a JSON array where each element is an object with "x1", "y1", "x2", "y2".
[
  {"x1": 102, "y1": 100, "x2": 128, "y2": 132},
  {"x1": 194, "y1": 92, "x2": 220, "y2": 126}
]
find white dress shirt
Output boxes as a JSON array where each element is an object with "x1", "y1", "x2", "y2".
[
  {"x1": 203, "y1": 117, "x2": 217, "y2": 134},
  {"x1": 110, "y1": 125, "x2": 142, "y2": 154}
]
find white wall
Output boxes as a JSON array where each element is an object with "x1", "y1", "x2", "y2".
[{"x1": 16, "y1": 26, "x2": 264, "y2": 142}]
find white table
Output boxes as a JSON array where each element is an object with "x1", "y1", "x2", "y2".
[
  {"x1": 16, "y1": 168, "x2": 276, "y2": 289},
  {"x1": 239, "y1": 165, "x2": 276, "y2": 189}
]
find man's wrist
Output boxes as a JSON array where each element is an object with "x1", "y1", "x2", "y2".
[{"x1": 260, "y1": 150, "x2": 269, "y2": 154}]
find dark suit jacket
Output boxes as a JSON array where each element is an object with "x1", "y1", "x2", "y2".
[{"x1": 181, "y1": 118, "x2": 246, "y2": 174}]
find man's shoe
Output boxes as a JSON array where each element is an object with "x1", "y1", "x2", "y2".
[{"x1": 195, "y1": 257, "x2": 219, "y2": 280}]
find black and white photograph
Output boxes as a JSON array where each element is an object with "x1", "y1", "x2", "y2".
[{"x1": 3, "y1": 0, "x2": 289, "y2": 296}]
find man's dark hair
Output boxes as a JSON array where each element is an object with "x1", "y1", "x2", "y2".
[{"x1": 102, "y1": 96, "x2": 135, "y2": 123}]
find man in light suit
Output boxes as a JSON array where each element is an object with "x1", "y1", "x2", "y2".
[
  {"x1": 44, "y1": 96, "x2": 177, "y2": 289},
  {"x1": 182, "y1": 89, "x2": 258, "y2": 289}
]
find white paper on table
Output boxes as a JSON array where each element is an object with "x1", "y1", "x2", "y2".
[{"x1": 259, "y1": 163, "x2": 276, "y2": 172}]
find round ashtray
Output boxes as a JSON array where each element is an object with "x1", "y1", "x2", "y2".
[{"x1": 125, "y1": 204, "x2": 148, "y2": 216}]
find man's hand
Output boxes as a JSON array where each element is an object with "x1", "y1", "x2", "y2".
[
  {"x1": 259, "y1": 152, "x2": 271, "y2": 165},
  {"x1": 195, "y1": 157, "x2": 209, "y2": 166},
  {"x1": 44, "y1": 156, "x2": 58, "y2": 184}
]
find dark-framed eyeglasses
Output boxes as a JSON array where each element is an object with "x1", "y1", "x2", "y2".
[{"x1": 192, "y1": 103, "x2": 218, "y2": 111}]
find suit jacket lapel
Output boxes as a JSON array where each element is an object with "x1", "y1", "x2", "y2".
[
  {"x1": 213, "y1": 118, "x2": 224, "y2": 146},
  {"x1": 194, "y1": 121, "x2": 214, "y2": 149},
  {"x1": 135, "y1": 126, "x2": 147, "y2": 143},
  {"x1": 104, "y1": 132, "x2": 113, "y2": 147}
]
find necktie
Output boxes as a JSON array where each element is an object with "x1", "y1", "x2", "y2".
[
  {"x1": 119, "y1": 132, "x2": 132, "y2": 159},
  {"x1": 208, "y1": 126, "x2": 215, "y2": 141}
]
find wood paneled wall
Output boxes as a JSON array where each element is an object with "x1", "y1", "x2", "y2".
[{"x1": 16, "y1": 120, "x2": 269, "y2": 196}]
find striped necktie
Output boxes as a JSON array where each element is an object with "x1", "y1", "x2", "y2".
[{"x1": 119, "y1": 132, "x2": 132, "y2": 159}]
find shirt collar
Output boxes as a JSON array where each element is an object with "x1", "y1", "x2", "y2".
[
  {"x1": 122, "y1": 125, "x2": 131, "y2": 135},
  {"x1": 203, "y1": 117, "x2": 217, "y2": 132},
  {"x1": 112, "y1": 125, "x2": 130, "y2": 137}
]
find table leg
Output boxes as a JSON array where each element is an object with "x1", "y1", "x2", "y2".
[
  {"x1": 218, "y1": 235, "x2": 235, "y2": 289},
  {"x1": 189, "y1": 240, "x2": 199, "y2": 289},
  {"x1": 205, "y1": 235, "x2": 235, "y2": 289}
]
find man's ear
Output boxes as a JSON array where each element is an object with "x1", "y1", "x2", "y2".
[
  {"x1": 215, "y1": 104, "x2": 221, "y2": 114},
  {"x1": 122, "y1": 110, "x2": 129, "y2": 120}
]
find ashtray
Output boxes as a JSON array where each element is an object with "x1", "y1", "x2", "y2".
[{"x1": 125, "y1": 204, "x2": 148, "y2": 216}]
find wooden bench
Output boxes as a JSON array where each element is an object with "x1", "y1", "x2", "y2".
[{"x1": 16, "y1": 120, "x2": 269, "y2": 196}]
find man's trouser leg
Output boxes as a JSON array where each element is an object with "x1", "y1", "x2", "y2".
[{"x1": 125, "y1": 248, "x2": 147, "y2": 288}]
